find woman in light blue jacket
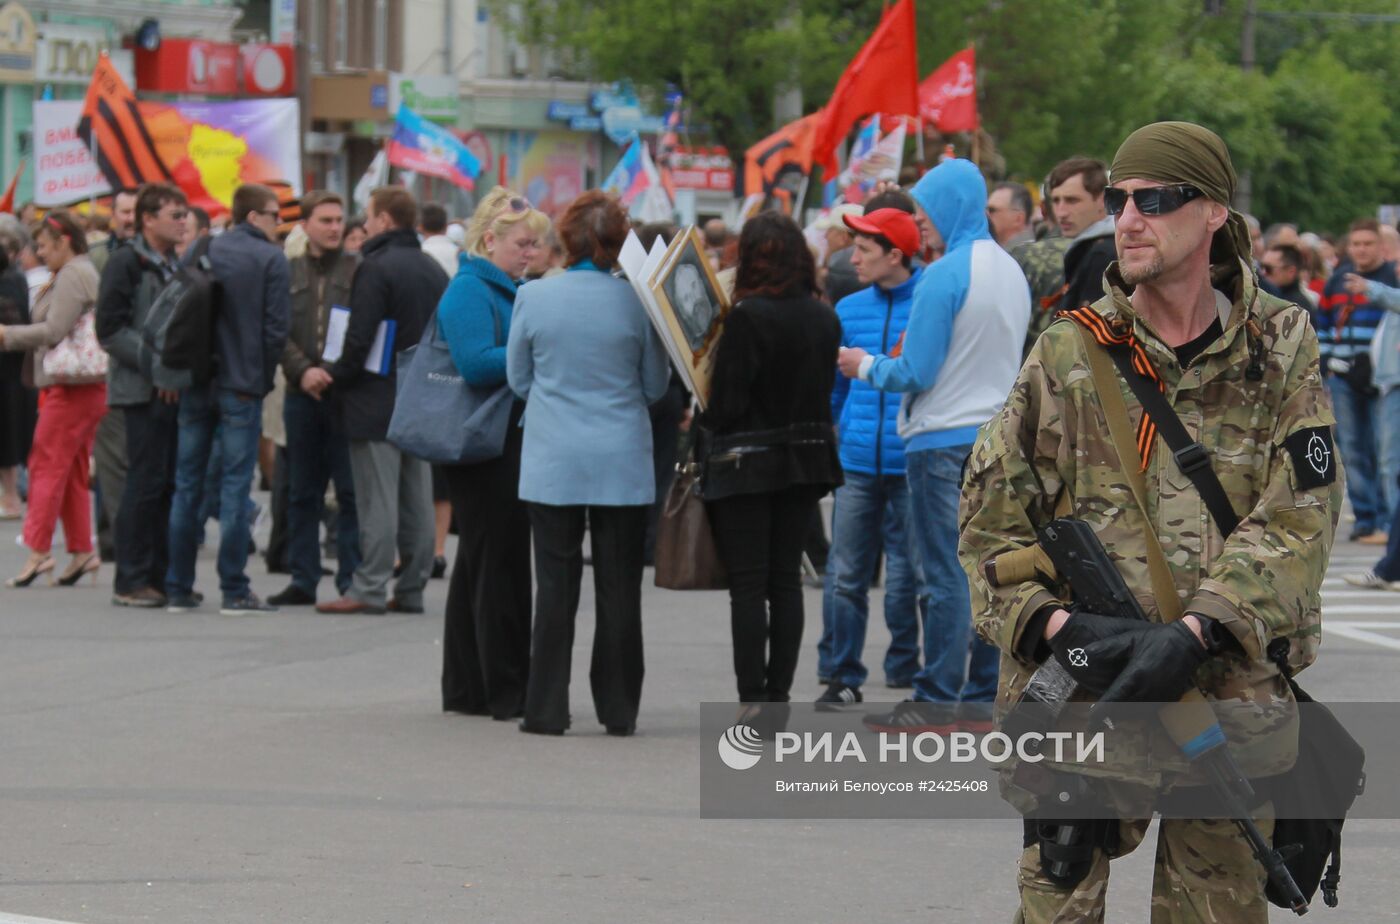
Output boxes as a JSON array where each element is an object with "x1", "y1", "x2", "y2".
[{"x1": 506, "y1": 191, "x2": 670, "y2": 736}]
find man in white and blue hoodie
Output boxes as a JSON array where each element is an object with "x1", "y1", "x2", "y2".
[
  {"x1": 837, "y1": 159, "x2": 1030, "y2": 731},
  {"x1": 817, "y1": 206, "x2": 925, "y2": 707}
]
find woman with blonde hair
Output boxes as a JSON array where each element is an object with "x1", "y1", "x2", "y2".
[
  {"x1": 437, "y1": 187, "x2": 549, "y2": 719},
  {"x1": 0, "y1": 211, "x2": 106, "y2": 587}
]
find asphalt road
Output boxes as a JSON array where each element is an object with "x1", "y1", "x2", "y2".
[{"x1": 0, "y1": 507, "x2": 1396, "y2": 923}]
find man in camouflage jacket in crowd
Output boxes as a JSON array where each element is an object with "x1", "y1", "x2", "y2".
[{"x1": 958, "y1": 121, "x2": 1342, "y2": 922}]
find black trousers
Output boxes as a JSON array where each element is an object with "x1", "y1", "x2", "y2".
[
  {"x1": 264, "y1": 445, "x2": 289, "y2": 572},
  {"x1": 708, "y1": 486, "x2": 822, "y2": 702},
  {"x1": 114, "y1": 398, "x2": 178, "y2": 595},
  {"x1": 526, "y1": 502, "x2": 647, "y2": 732},
  {"x1": 112, "y1": 397, "x2": 177, "y2": 590},
  {"x1": 441, "y1": 418, "x2": 532, "y2": 719}
]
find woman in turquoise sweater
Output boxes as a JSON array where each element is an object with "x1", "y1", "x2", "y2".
[{"x1": 436, "y1": 187, "x2": 548, "y2": 720}]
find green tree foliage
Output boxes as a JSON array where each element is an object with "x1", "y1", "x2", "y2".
[
  {"x1": 495, "y1": 0, "x2": 1399, "y2": 232},
  {"x1": 1249, "y1": 49, "x2": 1396, "y2": 232}
]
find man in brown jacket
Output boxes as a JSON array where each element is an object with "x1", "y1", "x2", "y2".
[{"x1": 267, "y1": 191, "x2": 361, "y2": 606}]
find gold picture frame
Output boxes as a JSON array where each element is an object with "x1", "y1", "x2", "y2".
[{"x1": 648, "y1": 226, "x2": 731, "y2": 404}]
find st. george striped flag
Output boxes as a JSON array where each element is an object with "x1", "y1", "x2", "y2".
[{"x1": 76, "y1": 53, "x2": 174, "y2": 189}]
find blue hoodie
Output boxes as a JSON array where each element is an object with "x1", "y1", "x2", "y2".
[
  {"x1": 831, "y1": 265, "x2": 921, "y2": 476},
  {"x1": 858, "y1": 159, "x2": 1031, "y2": 450}
]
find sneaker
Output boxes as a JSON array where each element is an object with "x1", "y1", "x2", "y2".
[
  {"x1": 267, "y1": 584, "x2": 317, "y2": 606},
  {"x1": 958, "y1": 702, "x2": 996, "y2": 735},
  {"x1": 220, "y1": 594, "x2": 278, "y2": 615},
  {"x1": 112, "y1": 587, "x2": 166, "y2": 608},
  {"x1": 885, "y1": 678, "x2": 915, "y2": 690},
  {"x1": 1349, "y1": 527, "x2": 1377, "y2": 542},
  {"x1": 862, "y1": 700, "x2": 959, "y2": 735},
  {"x1": 1343, "y1": 570, "x2": 1400, "y2": 590},
  {"x1": 815, "y1": 682, "x2": 863, "y2": 711},
  {"x1": 166, "y1": 594, "x2": 201, "y2": 613},
  {"x1": 1359, "y1": 532, "x2": 1390, "y2": 546}
]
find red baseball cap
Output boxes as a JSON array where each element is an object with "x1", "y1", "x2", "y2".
[{"x1": 843, "y1": 208, "x2": 921, "y2": 259}]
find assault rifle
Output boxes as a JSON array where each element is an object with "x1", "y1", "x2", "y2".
[{"x1": 991, "y1": 518, "x2": 1309, "y2": 915}]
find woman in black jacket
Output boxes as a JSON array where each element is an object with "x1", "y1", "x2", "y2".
[{"x1": 701, "y1": 212, "x2": 842, "y2": 713}]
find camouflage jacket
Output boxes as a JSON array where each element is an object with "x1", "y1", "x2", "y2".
[
  {"x1": 958, "y1": 258, "x2": 1342, "y2": 781},
  {"x1": 1011, "y1": 236, "x2": 1070, "y2": 357}
]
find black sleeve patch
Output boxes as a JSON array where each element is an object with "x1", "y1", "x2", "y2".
[{"x1": 1284, "y1": 426, "x2": 1336, "y2": 489}]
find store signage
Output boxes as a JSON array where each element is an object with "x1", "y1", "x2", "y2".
[
  {"x1": 547, "y1": 100, "x2": 590, "y2": 121},
  {"x1": 35, "y1": 24, "x2": 128, "y2": 85},
  {"x1": 0, "y1": 1, "x2": 35, "y2": 84},
  {"x1": 137, "y1": 39, "x2": 295, "y2": 97},
  {"x1": 389, "y1": 73, "x2": 458, "y2": 124},
  {"x1": 241, "y1": 44, "x2": 295, "y2": 96},
  {"x1": 667, "y1": 146, "x2": 734, "y2": 192}
]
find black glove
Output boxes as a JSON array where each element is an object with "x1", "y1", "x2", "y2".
[
  {"x1": 1046, "y1": 610, "x2": 1146, "y2": 693},
  {"x1": 1085, "y1": 621, "x2": 1210, "y2": 719}
]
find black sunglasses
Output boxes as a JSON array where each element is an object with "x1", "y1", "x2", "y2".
[{"x1": 1103, "y1": 184, "x2": 1205, "y2": 217}]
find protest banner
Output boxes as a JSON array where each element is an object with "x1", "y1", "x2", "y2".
[{"x1": 37, "y1": 97, "x2": 302, "y2": 209}]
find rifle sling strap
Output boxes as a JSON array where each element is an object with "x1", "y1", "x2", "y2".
[
  {"x1": 1100, "y1": 339, "x2": 1243, "y2": 538},
  {"x1": 1074, "y1": 324, "x2": 1184, "y2": 623}
]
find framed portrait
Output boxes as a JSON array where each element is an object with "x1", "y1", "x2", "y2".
[{"x1": 649, "y1": 226, "x2": 730, "y2": 404}]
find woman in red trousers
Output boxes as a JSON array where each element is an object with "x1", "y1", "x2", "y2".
[{"x1": 0, "y1": 211, "x2": 106, "y2": 587}]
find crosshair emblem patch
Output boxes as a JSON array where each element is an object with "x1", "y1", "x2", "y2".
[
  {"x1": 1305, "y1": 434, "x2": 1331, "y2": 476},
  {"x1": 1284, "y1": 426, "x2": 1336, "y2": 489},
  {"x1": 1067, "y1": 648, "x2": 1089, "y2": 668}
]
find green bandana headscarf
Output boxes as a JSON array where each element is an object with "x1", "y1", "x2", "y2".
[{"x1": 1109, "y1": 121, "x2": 1252, "y2": 267}]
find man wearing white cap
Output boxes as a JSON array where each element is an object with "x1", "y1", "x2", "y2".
[{"x1": 820, "y1": 203, "x2": 866, "y2": 304}]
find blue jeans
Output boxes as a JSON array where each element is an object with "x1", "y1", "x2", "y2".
[
  {"x1": 166, "y1": 385, "x2": 263, "y2": 602},
  {"x1": 1380, "y1": 387, "x2": 1400, "y2": 520},
  {"x1": 197, "y1": 425, "x2": 257, "y2": 528},
  {"x1": 822, "y1": 472, "x2": 920, "y2": 689},
  {"x1": 906, "y1": 445, "x2": 998, "y2": 703},
  {"x1": 284, "y1": 390, "x2": 359, "y2": 596},
  {"x1": 1329, "y1": 375, "x2": 1388, "y2": 533}
]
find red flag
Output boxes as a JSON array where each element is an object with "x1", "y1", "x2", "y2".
[
  {"x1": 743, "y1": 112, "x2": 821, "y2": 197},
  {"x1": 0, "y1": 159, "x2": 24, "y2": 215},
  {"x1": 919, "y1": 47, "x2": 979, "y2": 133},
  {"x1": 810, "y1": 0, "x2": 919, "y2": 175}
]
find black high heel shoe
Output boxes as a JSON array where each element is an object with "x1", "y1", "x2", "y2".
[
  {"x1": 6, "y1": 555, "x2": 54, "y2": 588},
  {"x1": 56, "y1": 553, "x2": 100, "y2": 587}
]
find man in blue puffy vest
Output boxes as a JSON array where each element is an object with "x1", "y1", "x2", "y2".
[{"x1": 817, "y1": 206, "x2": 924, "y2": 706}]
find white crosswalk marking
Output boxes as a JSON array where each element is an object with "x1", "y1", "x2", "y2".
[{"x1": 1323, "y1": 541, "x2": 1400, "y2": 651}]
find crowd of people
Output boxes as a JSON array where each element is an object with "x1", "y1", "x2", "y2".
[
  {"x1": 0, "y1": 115, "x2": 1374, "y2": 917},
  {"x1": 0, "y1": 138, "x2": 1390, "y2": 741}
]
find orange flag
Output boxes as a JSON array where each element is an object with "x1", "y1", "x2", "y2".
[
  {"x1": 0, "y1": 159, "x2": 24, "y2": 215},
  {"x1": 811, "y1": 0, "x2": 920, "y2": 176},
  {"x1": 77, "y1": 53, "x2": 174, "y2": 190},
  {"x1": 743, "y1": 112, "x2": 821, "y2": 198}
]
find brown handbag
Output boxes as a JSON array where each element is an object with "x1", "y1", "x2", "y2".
[{"x1": 653, "y1": 454, "x2": 729, "y2": 590}]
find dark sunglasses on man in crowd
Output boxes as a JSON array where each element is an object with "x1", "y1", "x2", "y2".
[{"x1": 1103, "y1": 184, "x2": 1205, "y2": 217}]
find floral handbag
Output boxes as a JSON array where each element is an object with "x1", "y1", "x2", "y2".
[{"x1": 41, "y1": 308, "x2": 109, "y2": 382}]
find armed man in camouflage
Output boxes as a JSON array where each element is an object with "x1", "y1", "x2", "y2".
[{"x1": 959, "y1": 122, "x2": 1342, "y2": 922}]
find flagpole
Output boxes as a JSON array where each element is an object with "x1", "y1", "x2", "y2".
[
  {"x1": 795, "y1": 173, "x2": 811, "y2": 221},
  {"x1": 914, "y1": 116, "x2": 924, "y2": 171},
  {"x1": 89, "y1": 136, "x2": 97, "y2": 217}
]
